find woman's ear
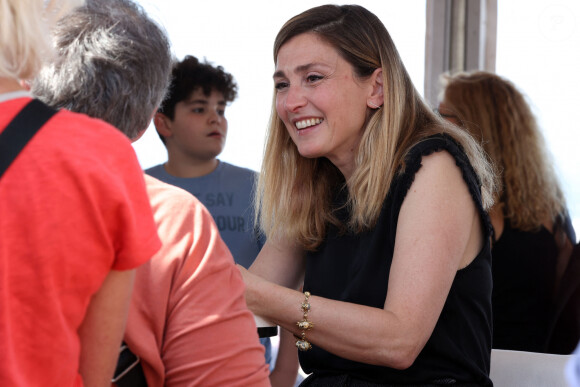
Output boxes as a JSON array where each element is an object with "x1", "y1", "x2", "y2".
[
  {"x1": 367, "y1": 68, "x2": 384, "y2": 109},
  {"x1": 153, "y1": 112, "x2": 172, "y2": 138}
]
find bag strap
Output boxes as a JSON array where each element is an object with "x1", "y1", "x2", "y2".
[
  {"x1": 113, "y1": 342, "x2": 148, "y2": 387},
  {"x1": 0, "y1": 99, "x2": 57, "y2": 179}
]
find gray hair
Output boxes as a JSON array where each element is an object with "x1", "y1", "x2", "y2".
[{"x1": 32, "y1": 0, "x2": 172, "y2": 140}]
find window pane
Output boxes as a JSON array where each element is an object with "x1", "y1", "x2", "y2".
[{"x1": 496, "y1": 0, "x2": 580, "y2": 239}]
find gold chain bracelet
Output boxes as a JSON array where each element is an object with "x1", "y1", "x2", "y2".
[{"x1": 295, "y1": 291, "x2": 313, "y2": 351}]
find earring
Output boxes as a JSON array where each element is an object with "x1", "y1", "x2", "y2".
[{"x1": 368, "y1": 101, "x2": 382, "y2": 109}]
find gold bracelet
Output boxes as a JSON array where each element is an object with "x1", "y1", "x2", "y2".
[{"x1": 295, "y1": 291, "x2": 313, "y2": 351}]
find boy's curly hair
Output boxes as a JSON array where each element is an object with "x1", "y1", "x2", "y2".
[{"x1": 159, "y1": 55, "x2": 237, "y2": 120}]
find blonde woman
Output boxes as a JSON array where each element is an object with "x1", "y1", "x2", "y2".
[
  {"x1": 239, "y1": 4, "x2": 498, "y2": 386},
  {"x1": 439, "y1": 71, "x2": 577, "y2": 354},
  {"x1": 0, "y1": 1, "x2": 161, "y2": 385}
]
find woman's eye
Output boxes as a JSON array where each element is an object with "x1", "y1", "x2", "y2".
[
  {"x1": 218, "y1": 109, "x2": 225, "y2": 116},
  {"x1": 306, "y1": 75, "x2": 324, "y2": 83},
  {"x1": 275, "y1": 81, "x2": 289, "y2": 91},
  {"x1": 192, "y1": 108, "x2": 204, "y2": 113}
]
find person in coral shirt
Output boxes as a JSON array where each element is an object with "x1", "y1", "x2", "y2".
[
  {"x1": 32, "y1": 1, "x2": 271, "y2": 386},
  {"x1": 0, "y1": 1, "x2": 161, "y2": 386}
]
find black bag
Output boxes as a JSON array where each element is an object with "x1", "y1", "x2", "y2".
[{"x1": 113, "y1": 342, "x2": 147, "y2": 387}]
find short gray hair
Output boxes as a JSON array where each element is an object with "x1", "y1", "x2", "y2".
[{"x1": 33, "y1": 0, "x2": 172, "y2": 140}]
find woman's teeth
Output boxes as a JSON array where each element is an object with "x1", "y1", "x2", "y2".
[{"x1": 296, "y1": 118, "x2": 323, "y2": 129}]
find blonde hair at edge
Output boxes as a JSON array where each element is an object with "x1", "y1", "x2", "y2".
[
  {"x1": 0, "y1": 0, "x2": 85, "y2": 80},
  {"x1": 256, "y1": 4, "x2": 497, "y2": 251},
  {"x1": 441, "y1": 71, "x2": 566, "y2": 232}
]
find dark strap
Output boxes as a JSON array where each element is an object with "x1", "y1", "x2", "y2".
[
  {"x1": 113, "y1": 342, "x2": 148, "y2": 387},
  {"x1": 0, "y1": 99, "x2": 57, "y2": 178}
]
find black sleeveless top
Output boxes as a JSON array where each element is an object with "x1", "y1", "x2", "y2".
[
  {"x1": 491, "y1": 221, "x2": 557, "y2": 352},
  {"x1": 301, "y1": 135, "x2": 493, "y2": 386}
]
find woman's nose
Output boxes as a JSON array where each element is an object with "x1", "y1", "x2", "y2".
[{"x1": 284, "y1": 85, "x2": 307, "y2": 112}]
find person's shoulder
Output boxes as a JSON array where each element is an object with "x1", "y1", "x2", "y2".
[
  {"x1": 415, "y1": 147, "x2": 460, "y2": 176},
  {"x1": 144, "y1": 175, "x2": 219, "y2": 230},
  {"x1": 145, "y1": 174, "x2": 202, "y2": 208},
  {"x1": 402, "y1": 133, "x2": 471, "y2": 175},
  {"x1": 7, "y1": 100, "x2": 128, "y2": 147},
  {"x1": 38, "y1": 108, "x2": 138, "y2": 172},
  {"x1": 393, "y1": 133, "x2": 471, "y2": 198},
  {"x1": 220, "y1": 161, "x2": 258, "y2": 175},
  {"x1": 145, "y1": 164, "x2": 167, "y2": 178},
  {"x1": 54, "y1": 108, "x2": 129, "y2": 143},
  {"x1": 409, "y1": 133, "x2": 464, "y2": 157},
  {"x1": 219, "y1": 161, "x2": 258, "y2": 180}
]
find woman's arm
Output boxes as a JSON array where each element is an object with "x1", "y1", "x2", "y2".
[
  {"x1": 78, "y1": 269, "x2": 135, "y2": 387},
  {"x1": 241, "y1": 151, "x2": 483, "y2": 369},
  {"x1": 249, "y1": 237, "x2": 306, "y2": 289},
  {"x1": 246, "y1": 243, "x2": 303, "y2": 386}
]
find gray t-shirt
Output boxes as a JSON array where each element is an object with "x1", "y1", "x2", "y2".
[{"x1": 146, "y1": 161, "x2": 264, "y2": 269}]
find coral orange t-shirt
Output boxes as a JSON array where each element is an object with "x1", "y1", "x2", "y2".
[
  {"x1": 124, "y1": 176, "x2": 270, "y2": 387},
  {"x1": 0, "y1": 97, "x2": 161, "y2": 386}
]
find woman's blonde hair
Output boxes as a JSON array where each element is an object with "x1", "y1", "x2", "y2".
[
  {"x1": 0, "y1": 0, "x2": 84, "y2": 80},
  {"x1": 441, "y1": 71, "x2": 566, "y2": 231},
  {"x1": 257, "y1": 4, "x2": 497, "y2": 250}
]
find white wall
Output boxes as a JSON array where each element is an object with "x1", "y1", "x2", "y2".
[{"x1": 496, "y1": 0, "x2": 580, "y2": 238}]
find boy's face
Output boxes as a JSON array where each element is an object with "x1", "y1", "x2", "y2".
[{"x1": 165, "y1": 88, "x2": 228, "y2": 161}]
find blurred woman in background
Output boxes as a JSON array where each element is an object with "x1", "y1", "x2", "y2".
[{"x1": 439, "y1": 70, "x2": 577, "y2": 354}]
